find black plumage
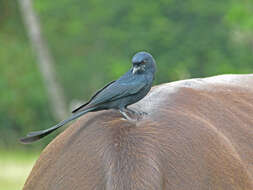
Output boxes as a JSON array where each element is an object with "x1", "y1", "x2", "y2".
[{"x1": 20, "y1": 51, "x2": 156, "y2": 143}]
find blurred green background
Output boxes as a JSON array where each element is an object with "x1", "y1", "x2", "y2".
[{"x1": 0, "y1": 0, "x2": 253, "y2": 189}]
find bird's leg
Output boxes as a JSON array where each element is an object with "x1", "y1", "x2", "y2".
[
  {"x1": 119, "y1": 107, "x2": 147, "y2": 121},
  {"x1": 119, "y1": 108, "x2": 134, "y2": 121}
]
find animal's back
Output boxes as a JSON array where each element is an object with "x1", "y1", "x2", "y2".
[{"x1": 23, "y1": 74, "x2": 253, "y2": 190}]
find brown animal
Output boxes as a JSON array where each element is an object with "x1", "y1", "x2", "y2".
[{"x1": 23, "y1": 74, "x2": 253, "y2": 190}]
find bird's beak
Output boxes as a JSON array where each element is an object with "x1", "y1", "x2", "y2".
[{"x1": 132, "y1": 66, "x2": 140, "y2": 74}]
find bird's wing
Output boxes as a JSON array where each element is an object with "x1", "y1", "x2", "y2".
[
  {"x1": 72, "y1": 80, "x2": 116, "y2": 113},
  {"x1": 88, "y1": 77, "x2": 147, "y2": 107}
]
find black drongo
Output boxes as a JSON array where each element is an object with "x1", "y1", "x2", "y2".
[{"x1": 20, "y1": 51, "x2": 156, "y2": 143}]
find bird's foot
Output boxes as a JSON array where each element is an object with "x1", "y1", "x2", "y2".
[
  {"x1": 138, "y1": 111, "x2": 148, "y2": 116},
  {"x1": 120, "y1": 108, "x2": 147, "y2": 121},
  {"x1": 127, "y1": 108, "x2": 148, "y2": 116},
  {"x1": 120, "y1": 110, "x2": 134, "y2": 121}
]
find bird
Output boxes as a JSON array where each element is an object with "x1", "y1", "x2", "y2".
[{"x1": 20, "y1": 51, "x2": 156, "y2": 144}]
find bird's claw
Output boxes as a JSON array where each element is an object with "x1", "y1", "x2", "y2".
[
  {"x1": 120, "y1": 108, "x2": 147, "y2": 121},
  {"x1": 139, "y1": 111, "x2": 148, "y2": 116}
]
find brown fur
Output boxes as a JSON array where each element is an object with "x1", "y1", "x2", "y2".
[{"x1": 23, "y1": 74, "x2": 253, "y2": 190}]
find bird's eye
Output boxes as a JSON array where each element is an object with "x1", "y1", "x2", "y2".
[{"x1": 133, "y1": 61, "x2": 145, "y2": 66}]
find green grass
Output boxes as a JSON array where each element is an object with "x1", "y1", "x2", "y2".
[{"x1": 0, "y1": 150, "x2": 39, "y2": 190}]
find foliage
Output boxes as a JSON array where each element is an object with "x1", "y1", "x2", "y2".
[
  {"x1": 0, "y1": 0, "x2": 253, "y2": 148},
  {"x1": 0, "y1": 0, "x2": 54, "y2": 148}
]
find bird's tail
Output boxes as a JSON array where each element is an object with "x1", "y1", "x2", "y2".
[{"x1": 20, "y1": 107, "x2": 95, "y2": 144}]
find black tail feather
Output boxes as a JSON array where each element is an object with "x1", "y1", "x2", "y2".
[
  {"x1": 20, "y1": 107, "x2": 95, "y2": 144},
  {"x1": 20, "y1": 128, "x2": 57, "y2": 144}
]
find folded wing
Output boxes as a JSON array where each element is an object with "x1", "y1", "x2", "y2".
[{"x1": 72, "y1": 78, "x2": 146, "y2": 114}]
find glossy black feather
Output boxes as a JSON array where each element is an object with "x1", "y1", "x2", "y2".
[
  {"x1": 72, "y1": 80, "x2": 116, "y2": 113},
  {"x1": 20, "y1": 51, "x2": 156, "y2": 143}
]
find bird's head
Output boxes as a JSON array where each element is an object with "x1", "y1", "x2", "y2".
[{"x1": 131, "y1": 51, "x2": 156, "y2": 75}]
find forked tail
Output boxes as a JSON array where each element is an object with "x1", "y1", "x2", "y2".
[{"x1": 20, "y1": 107, "x2": 95, "y2": 144}]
